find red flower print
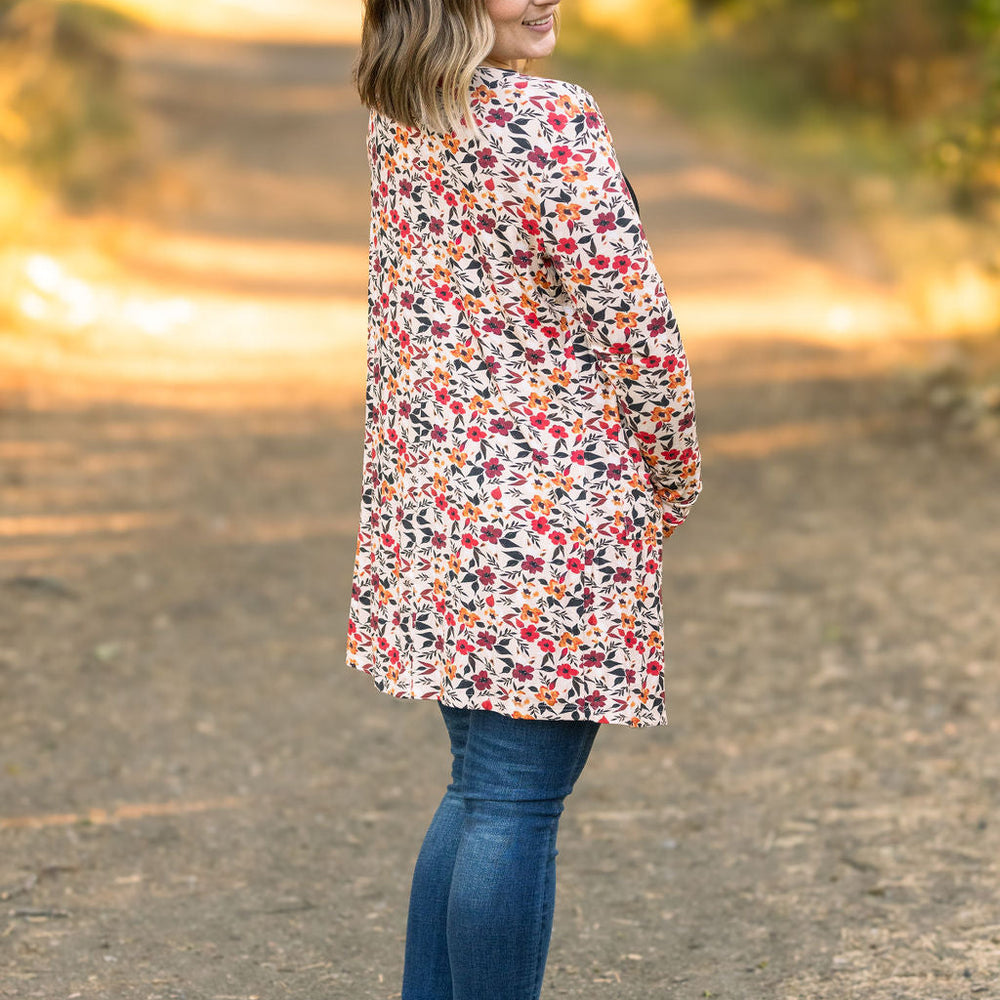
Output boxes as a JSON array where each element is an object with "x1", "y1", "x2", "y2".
[
  {"x1": 595, "y1": 211, "x2": 617, "y2": 233},
  {"x1": 521, "y1": 555, "x2": 545, "y2": 574},
  {"x1": 527, "y1": 145, "x2": 550, "y2": 167}
]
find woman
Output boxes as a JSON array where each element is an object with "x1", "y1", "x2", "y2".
[{"x1": 348, "y1": 2, "x2": 702, "y2": 997}]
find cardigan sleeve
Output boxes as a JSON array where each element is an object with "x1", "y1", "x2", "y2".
[{"x1": 523, "y1": 84, "x2": 702, "y2": 532}]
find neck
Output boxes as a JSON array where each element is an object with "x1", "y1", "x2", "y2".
[{"x1": 481, "y1": 56, "x2": 522, "y2": 72}]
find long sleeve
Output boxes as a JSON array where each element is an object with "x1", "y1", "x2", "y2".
[{"x1": 517, "y1": 83, "x2": 702, "y2": 532}]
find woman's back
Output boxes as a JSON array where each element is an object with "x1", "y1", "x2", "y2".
[{"x1": 348, "y1": 63, "x2": 700, "y2": 727}]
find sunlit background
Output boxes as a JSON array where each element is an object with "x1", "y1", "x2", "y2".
[
  {"x1": 2, "y1": 5, "x2": 999, "y2": 998},
  {"x1": 0, "y1": 0, "x2": 998, "y2": 409}
]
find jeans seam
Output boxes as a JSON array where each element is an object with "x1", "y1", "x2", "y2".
[{"x1": 529, "y1": 822, "x2": 556, "y2": 1000}]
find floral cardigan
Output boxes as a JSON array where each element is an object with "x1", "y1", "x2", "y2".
[{"x1": 345, "y1": 64, "x2": 702, "y2": 727}]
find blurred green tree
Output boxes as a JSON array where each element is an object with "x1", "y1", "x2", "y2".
[
  {"x1": 941, "y1": 0, "x2": 1000, "y2": 209},
  {"x1": 690, "y1": 0, "x2": 975, "y2": 119},
  {"x1": 0, "y1": 0, "x2": 141, "y2": 208},
  {"x1": 564, "y1": 0, "x2": 999, "y2": 210}
]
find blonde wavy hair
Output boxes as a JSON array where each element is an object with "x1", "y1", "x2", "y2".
[{"x1": 353, "y1": 0, "x2": 559, "y2": 138}]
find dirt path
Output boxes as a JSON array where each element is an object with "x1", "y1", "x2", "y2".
[{"x1": 1, "y1": 32, "x2": 999, "y2": 1000}]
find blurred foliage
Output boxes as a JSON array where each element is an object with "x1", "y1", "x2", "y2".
[
  {"x1": 555, "y1": 0, "x2": 1000, "y2": 422},
  {"x1": 0, "y1": 0, "x2": 141, "y2": 209},
  {"x1": 557, "y1": 0, "x2": 1000, "y2": 214},
  {"x1": 577, "y1": 0, "x2": 692, "y2": 46},
  {"x1": 903, "y1": 334, "x2": 1000, "y2": 447}
]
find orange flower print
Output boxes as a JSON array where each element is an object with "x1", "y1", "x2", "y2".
[{"x1": 555, "y1": 202, "x2": 582, "y2": 225}]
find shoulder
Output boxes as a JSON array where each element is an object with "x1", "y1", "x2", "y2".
[
  {"x1": 512, "y1": 71, "x2": 596, "y2": 106},
  {"x1": 472, "y1": 67, "x2": 599, "y2": 112},
  {"x1": 472, "y1": 68, "x2": 604, "y2": 128}
]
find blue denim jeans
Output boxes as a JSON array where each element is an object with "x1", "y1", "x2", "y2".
[{"x1": 401, "y1": 703, "x2": 601, "y2": 1000}]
